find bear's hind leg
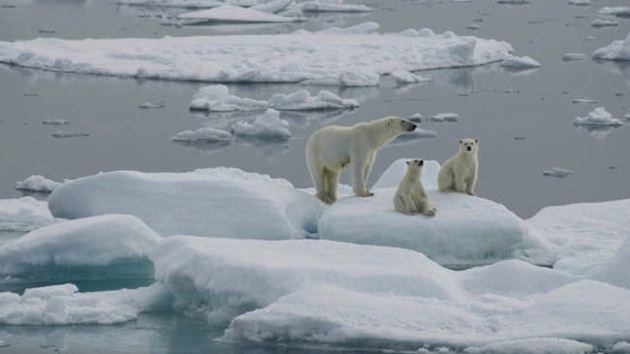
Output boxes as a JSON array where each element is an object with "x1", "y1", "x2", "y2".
[
  {"x1": 325, "y1": 169, "x2": 340, "y2": 204},
  {"x1": 314, "y1": 168, "x2": 331, "y2": 204}
]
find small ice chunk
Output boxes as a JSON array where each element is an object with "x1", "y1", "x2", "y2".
[
  {"x1": 429, "y1": 112, "x2": 459, "y2": 122},
  {"x1": 170, "y1": 127, "x2": 233, "y2": 142},
  {"x1": 562, "y1": 53, "x2": 587, "y2": 61},
  {"x1": 42, "y1": 119, "x2": 69, "y2": 125},
  {"x1": 543, "y1": 167, "x2": 574, "y2": 178},
  {"x1": 571, "y1": 98, "x2": 597, "y2": 104},
  {"x1": 409, "y1": 113, "x2": 423, "y2": 122},
  {"x1": 573, "y1": 107, "x2": 624, "y2": 126},
  {"x1": 592, "y1": 33, "x2": 630, "y2": 61},
  {"x1": 138, "y1": 101, "x2": 165, "y2": 109},
  {"x1": 232, "y1": 109, "x2": 291, "y2": 139},
  {"x1": 301, "y1": 1, "x2": 373, "y2": 13},
  {"x1": 568, "y1": 0, "x2": 590, "y2": 6},
  {"x1": 390, "y1": 69, "x2": 430, "y2": 84},
  {"x1": 52, "y1": 131, "x2": 89, "y2": 138},
  {"x1": 269, "y1": 90, "x2": 359, "y2": 111},
  {"x1": 497, "y1": 0, "x2": 530, "y2": 4},
  {"x1": 177, "y1": 5, "x2": 300, "y2": 23},
  {"x1": 189, "y1": 85, "x2": 268, "y2": 112},
  {"x1": 15, "y1": 175, "x2": 62, "y2": 193},
  {"x1": 590, "y1": 18, "x2": 619, "y2": 28},
  {"x1": 500, "y1": 56, "x2": 542, "y2": 69},
  {"x1": 598, "y1": 6, "x2": 630, "y2": 18}
]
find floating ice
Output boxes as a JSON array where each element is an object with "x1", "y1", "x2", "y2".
[
  {"x1": 593, "y1": 33, "x2": 630, "y2": 61},
  {"x1": 497, "y1": 0, "x2": 530, "y2": 4},
  {"x1": 170, "y1": 127, "x2": 233, "y2": 143},
  {"x1": 48, "y1": 167, "x2": 324, "y2": 239},
  {"x1": 138, "y1": 101, "x2": 165, "y2": 109},
  {"x1": 232, "y1": 109, "x2": 291, "y2": 139},
  {"x1": 0, "y1": 197, "x2": 55, "y2": 233},
  {"x1": 177, "y1": 5, "x2": 300, "y2": 23},
  {"x1": 500, "y1": 56, "x2": 541, "y2": 69},
  {"x1": 115, "y1": 0, "x2": 223, "y2": 8},
  {"x1": 561, "y1": 52, "x2": 587, "y2": 61},
  {"x1": 568, "y1": 0, "x2": 590, "y2": 6},
  {"x1": 0, "y1": 214, "x2": 160, "y2": 285},
  {"x1": 388, "y1": 128, "x2": 438, "y2": 147},
  {"x1": 0, "y1": 26, "x2": 514, "y2": 86},
  {"x1": 409, "y1": 113, "x2": 423, "y2": 122},
  {"x1": 429, "y1": 112, "x2": 459, "y2": 122},
  {"x1": 0, "y1": 283, "x2": 170, "y2": 325},
  {"x1": 595, "y1": 236, "x2": 630, "y2": 289},
  {"x1": 598, "y1": 7, "x2": 630, "y2": 18},
  {"x1": 189, "y1": 85, "x2": 268, "y2": 111},
  {"x1": 300, "y1": 1, "x2": 372, "y2": 13},
  {"x1": 571, "y1": 97, "x2": 597, "y2": 104},
  {"x1": 542, "y1": 167, "x2": 574, "y2": 178},
  {"x1": 527, "y1": 198, "x2": 630, "y2": 276},
  {"x1": 269, "y1": 90, "x2": 359, "y2": 111},
  {"x1": 390, "y1": 69, "x2": 431, "y2": 84},
  {"x1": 317, "y1": 159, "x2": 539, "y2": 268},
  {"x1": 573, "y1": 106, "x2": 624, "y2": 126},
  {"x1": 52, "y1": 131, "x2": 89, "y2": 138},
  {"x1": 15, "y1": 175, "x2": 61, "y2": 193},
  {"x1": 42, "y1": 119, "x2": 69, "y2": 125},
  {"x1": 316, "y1": 21, "x2": 380, "y2": 35},
  {"x1": 590, "y1": 18, "x2": 619, "y2": 28}
]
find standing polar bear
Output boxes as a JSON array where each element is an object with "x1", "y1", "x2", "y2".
[
  {"x1": 306, "y1": 116, "x2": 416, "y2": 204},
  {"x1": 438, "y1": 138, "x2": 479, "y2": 195},
  {"x1": 394, "y1": 159, "x2": 436, "y2": 216}
]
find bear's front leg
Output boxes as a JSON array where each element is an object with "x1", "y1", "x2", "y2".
[
  {"x1": 454, "y1": 176, "x2": 467, "y2": 194},
  {"x1": 465, "y1": 175, "x2": 476, "y2": 196},
  {"x1": 352, "y1": 155, "x2": 373, "y2": 197}
]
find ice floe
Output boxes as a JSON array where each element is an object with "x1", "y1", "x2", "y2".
[
  {"x1": 573, "y1": 107, "x2": 624, "y2": 127},
  {"x1": 429, "y1": 112, "x2": 459, "y2": 122},
  {"x1": 499, "y1": 55, "x2": 541, "y2": 69},
  {"x1": 300, "y1": 1, "x2": 372, "y2": 13},
  {"x1": 115, "y1": 0, "x2": 224, "y2": 8},
  {"x1": 170, "y1": 127, "x2": 233, "y2": 143},
  {"x1": 177, "y1": 5, "x2": 301, "y2": 23},
  {"x1": 0, "y1": 214, "x2": 160, "y2": 285},
  {"x1": 41, "y1": 119, "x2": 69, "y2": 126},
  {"x1": 561, "y1": 52, "x2": 587, "y2": 61},
  {"x1": 47, "y1": 167, "x2": 324, "y2": 239},
  {"x1": 317, "y1": 159, "x2": 542, "y2": 268},
  {"x1": 0, "y1": 25, "x2": 514, "y2": 86},
  {"x1": 52, "y1": 131, "x2": 89, "y2": 138},
  {"x1": 598, "y1": 6, "x2": 630, "y2": 18},
  {"x1": 0, "y1": 197, "x2": 55, "y2": 234},
  {"x1": 572, "y1": 97, "x2": 597, "y2": 104},
  {"x1": 231, "y1": 109, "x2": 291, "y2": 139},
  {"x1": 189, "y1": 85, "x2": 358, "y2": 112},
  {"x1": 389, "y1": 69, "x2": 431, "y2": 84},
  {"x1": 590, "y1": 18, "x2": 619, "y2": 28},
  {"x1": 593, "y1": 33, "x2": 630, "y2": 61},
  {"x1": 15, "y1": 175, "x2": 62, "y2": 193},
  {"x1": 542, "y1": 167, "x2": 574, "y2": 178},
  {"x1": 138, "y1": 101, "x2": 165, "y2": 109},
  {"x1": 568, "y1": 0, "x2": 590, "y2": 6}
]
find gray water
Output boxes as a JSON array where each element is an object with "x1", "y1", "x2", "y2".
[{"x1": 0, "y1": 0, "x2": 629, "y2": 352}]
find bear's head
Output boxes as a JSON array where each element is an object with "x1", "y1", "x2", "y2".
[
  {"x1": 459, "y1": 138, "x2": 479, "y2": 154},
  {"x1": 406, "y1": 159, "x2": 424, "y2": 175},
  {"x1": 386, "y1": 116, "x2": 416, "y2": 133}
]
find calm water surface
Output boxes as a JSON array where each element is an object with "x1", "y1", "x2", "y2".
[{"x1": 0, "y1": 0, "x2": 629, "y2": 352}]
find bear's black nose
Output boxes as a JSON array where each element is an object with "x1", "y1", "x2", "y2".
[
  {"x1": 419, "y1": 160, "x2": 424, "y2": 166},
  {"x1": 467, "y1": 146, "x2": 472, "y2": 151},
  {"x1": 407, "y1": 123, "x2": 417, "y2": 132}
]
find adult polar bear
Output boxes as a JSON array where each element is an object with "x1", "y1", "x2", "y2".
[{"x1": 306, "y1": 116, "x2": 416, "y2": 204}]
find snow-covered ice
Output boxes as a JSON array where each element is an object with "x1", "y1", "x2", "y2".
[
  {"x1": 593, "y1": 33, "x2": 630, "y2": 61},
  {"x1": 0, "y1": 197, "x2": 55, "y2": 234},
  {"x1": 317, "y1": 159, "x2": 542, "y2": 268},
  {"x1": 573, "y1": 107, "x2": 624, "y2": 126},
  {"x1": 231, "y1": 109, "x2": 291, "y2": 139},
  {"x1": 500, "y1": 56, "x2": 541, "y2": 69},
  {"x1": 177, "y1": 5, "x2": 300, "y2": 23},
  {"x1": 598, "y1": 7, "x2": 630, "y2": 18},
  {"x1": 542, "y1": 167, "x2": 574, "y2": 178},
  {"x1": 47, "y1": 167, "x2": 324, "y2": 239},
  {"x1": 0, "y1": 26, "x2": 514, "y2": 86},
  {"x1": 170, "y1": 127, "x2": 233, "y2": 143},
  {"x1": 0, "y1": 214, "x2": 160, "y2": 283},
  {"x1": 189, "y1": 85, "x2": 358, "y2": 111},
  {"x1": 15, "y1": 175, "x2": 61, "y2": 193}
]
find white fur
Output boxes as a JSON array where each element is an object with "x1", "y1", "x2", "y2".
[
  {"x1": 306, "y1": 116, "x2": 416, "y2": 204},
  {"x1": 393, "y1": 159, "x2": 436, "y2": 216},
  {"x1": 438, "y1": 138, "x2": 479, "y2": 195}
]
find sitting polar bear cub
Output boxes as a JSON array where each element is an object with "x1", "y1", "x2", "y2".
[
  {"x1": 306, "y1": 116, "x2": 416, "y2": 204},
  {"x1": 394, "y1": 159, "x2": 436, "y2": 216},
  {"x1": 438, "y1": 138, "x2": 479, "y2": 195}
]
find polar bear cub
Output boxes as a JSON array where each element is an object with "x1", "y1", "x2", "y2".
[
  {"x1": 306, "y1": 116, "x2": 416, "y2": 204},
  {"x1": 438, "y1": 138, "x2": 479, "y2": 195},
  {"x1": 394, "y1": 159, "x2": 436, "y2": 216}
]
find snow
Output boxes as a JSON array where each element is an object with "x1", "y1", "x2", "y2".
[
  {"x1": 0, "y1": 197, "x2": 55, "y2": 233},
  {"x1": 573, "y1": 107, "x2": 624, "y2": 126},
  {"x1": 543, "y1": 167, "x2": 574, "y2": 178},
  {"x1": 0, "y1": 215, "x2": 160, "y2": 283},
  {"x1": 317, "y1": 160, "x2": 541, "y2": 268},
  {"x1": 47, "y1": 167, "x2": 324, "y2": 239},
  {"x1": 177, "y1": 5, "x2": 300, "y2": 23},
  {"x1": 15, "y1": 175, "x2": 61, "y2": 193},
  {"x1": 500, "y1": 56, "x2": 541, "y2": 69},
  {"x1": 0, "y1": 283, "x2": 170, "y2": 325},
  {"x1": 527, "y1": 198, "x2": 630, "y2": 276},
  {"x1": 170, "y1": 127, "x2": 233, "y2": 142},
  {"x1": 598, "y1": 7, "x2": 630, "y2": 18},
  {"x1": 231, "y1": 109, "x2": 291, "y2": 139},
  {"x1": 594, "y1": 236, "x2": 630, "y2": 289},
  {"x1": 593, "y1": 33, "x2": 630, "y2": 61},
  {"x1": 0, "y1": 26, "x2": 514, "y2": 86},
  {"x1": 465, "y1": 338, "x2": 592, "y2": 354},
  {"x1": 189, "y1": 85, "x2": 358, "y2": 112}
]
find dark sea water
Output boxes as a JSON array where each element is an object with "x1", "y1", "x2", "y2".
[{"x1": 0, "y1": 0, "x2": 629, "y2": 352}]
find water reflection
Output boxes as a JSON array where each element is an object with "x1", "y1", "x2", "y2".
[
  {"x1": 594, "y1": 60, "x2": 630, "y2": 88},
  {"x1": 574, "y1": 124, "x2": 624, "y2": 140}
]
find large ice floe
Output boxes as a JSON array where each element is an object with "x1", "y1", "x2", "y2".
[
  {"x1": 0, "y1": 24, "x2": 514, "y2": 86},
  {"x1": 47, "y1": 167, "x2": 324, "y2": 239},
  {"x1": 0, "y1": 214, "x2": 160, "y2": 289},
  {"x1": 1, "y1": 160, "x2": 630, "y2": 352},
  {"x1": 0, "y1": 197, "x2": 56, "y2": 234},
  {"x1": 593, "y1": 33, "x2": 630, "y2": 61},
  {"x1": 318, "y1": 159, "x2": 544, "y2": 268}
]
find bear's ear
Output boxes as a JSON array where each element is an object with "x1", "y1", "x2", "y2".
[
  {"x1": 475, "y1": 139, "x2": 479, "y2": 144},
  {"x1": 406, "y1": 160, "x2": 410, "y2": 165},
  {"x1": 459, "y1": 139, "x2": 463, "y2": 144}
]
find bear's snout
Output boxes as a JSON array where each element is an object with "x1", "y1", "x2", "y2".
[
  {"x1": 466, "y1": 146, "x2": 472, "y2": 151},
  {"x1": 405, "y1": 122, "x2": 417, "y2": 132}
]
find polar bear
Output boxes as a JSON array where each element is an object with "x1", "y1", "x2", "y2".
[
  {"x1": 306, "y1": 116, "x2": 416, "y2": 204},
  {"x1": 438, "y1": 138, "x2": 479, "y2": 195},
  {"x1": 393, "y1": 159, "x2": 436, "y2": 216}
]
